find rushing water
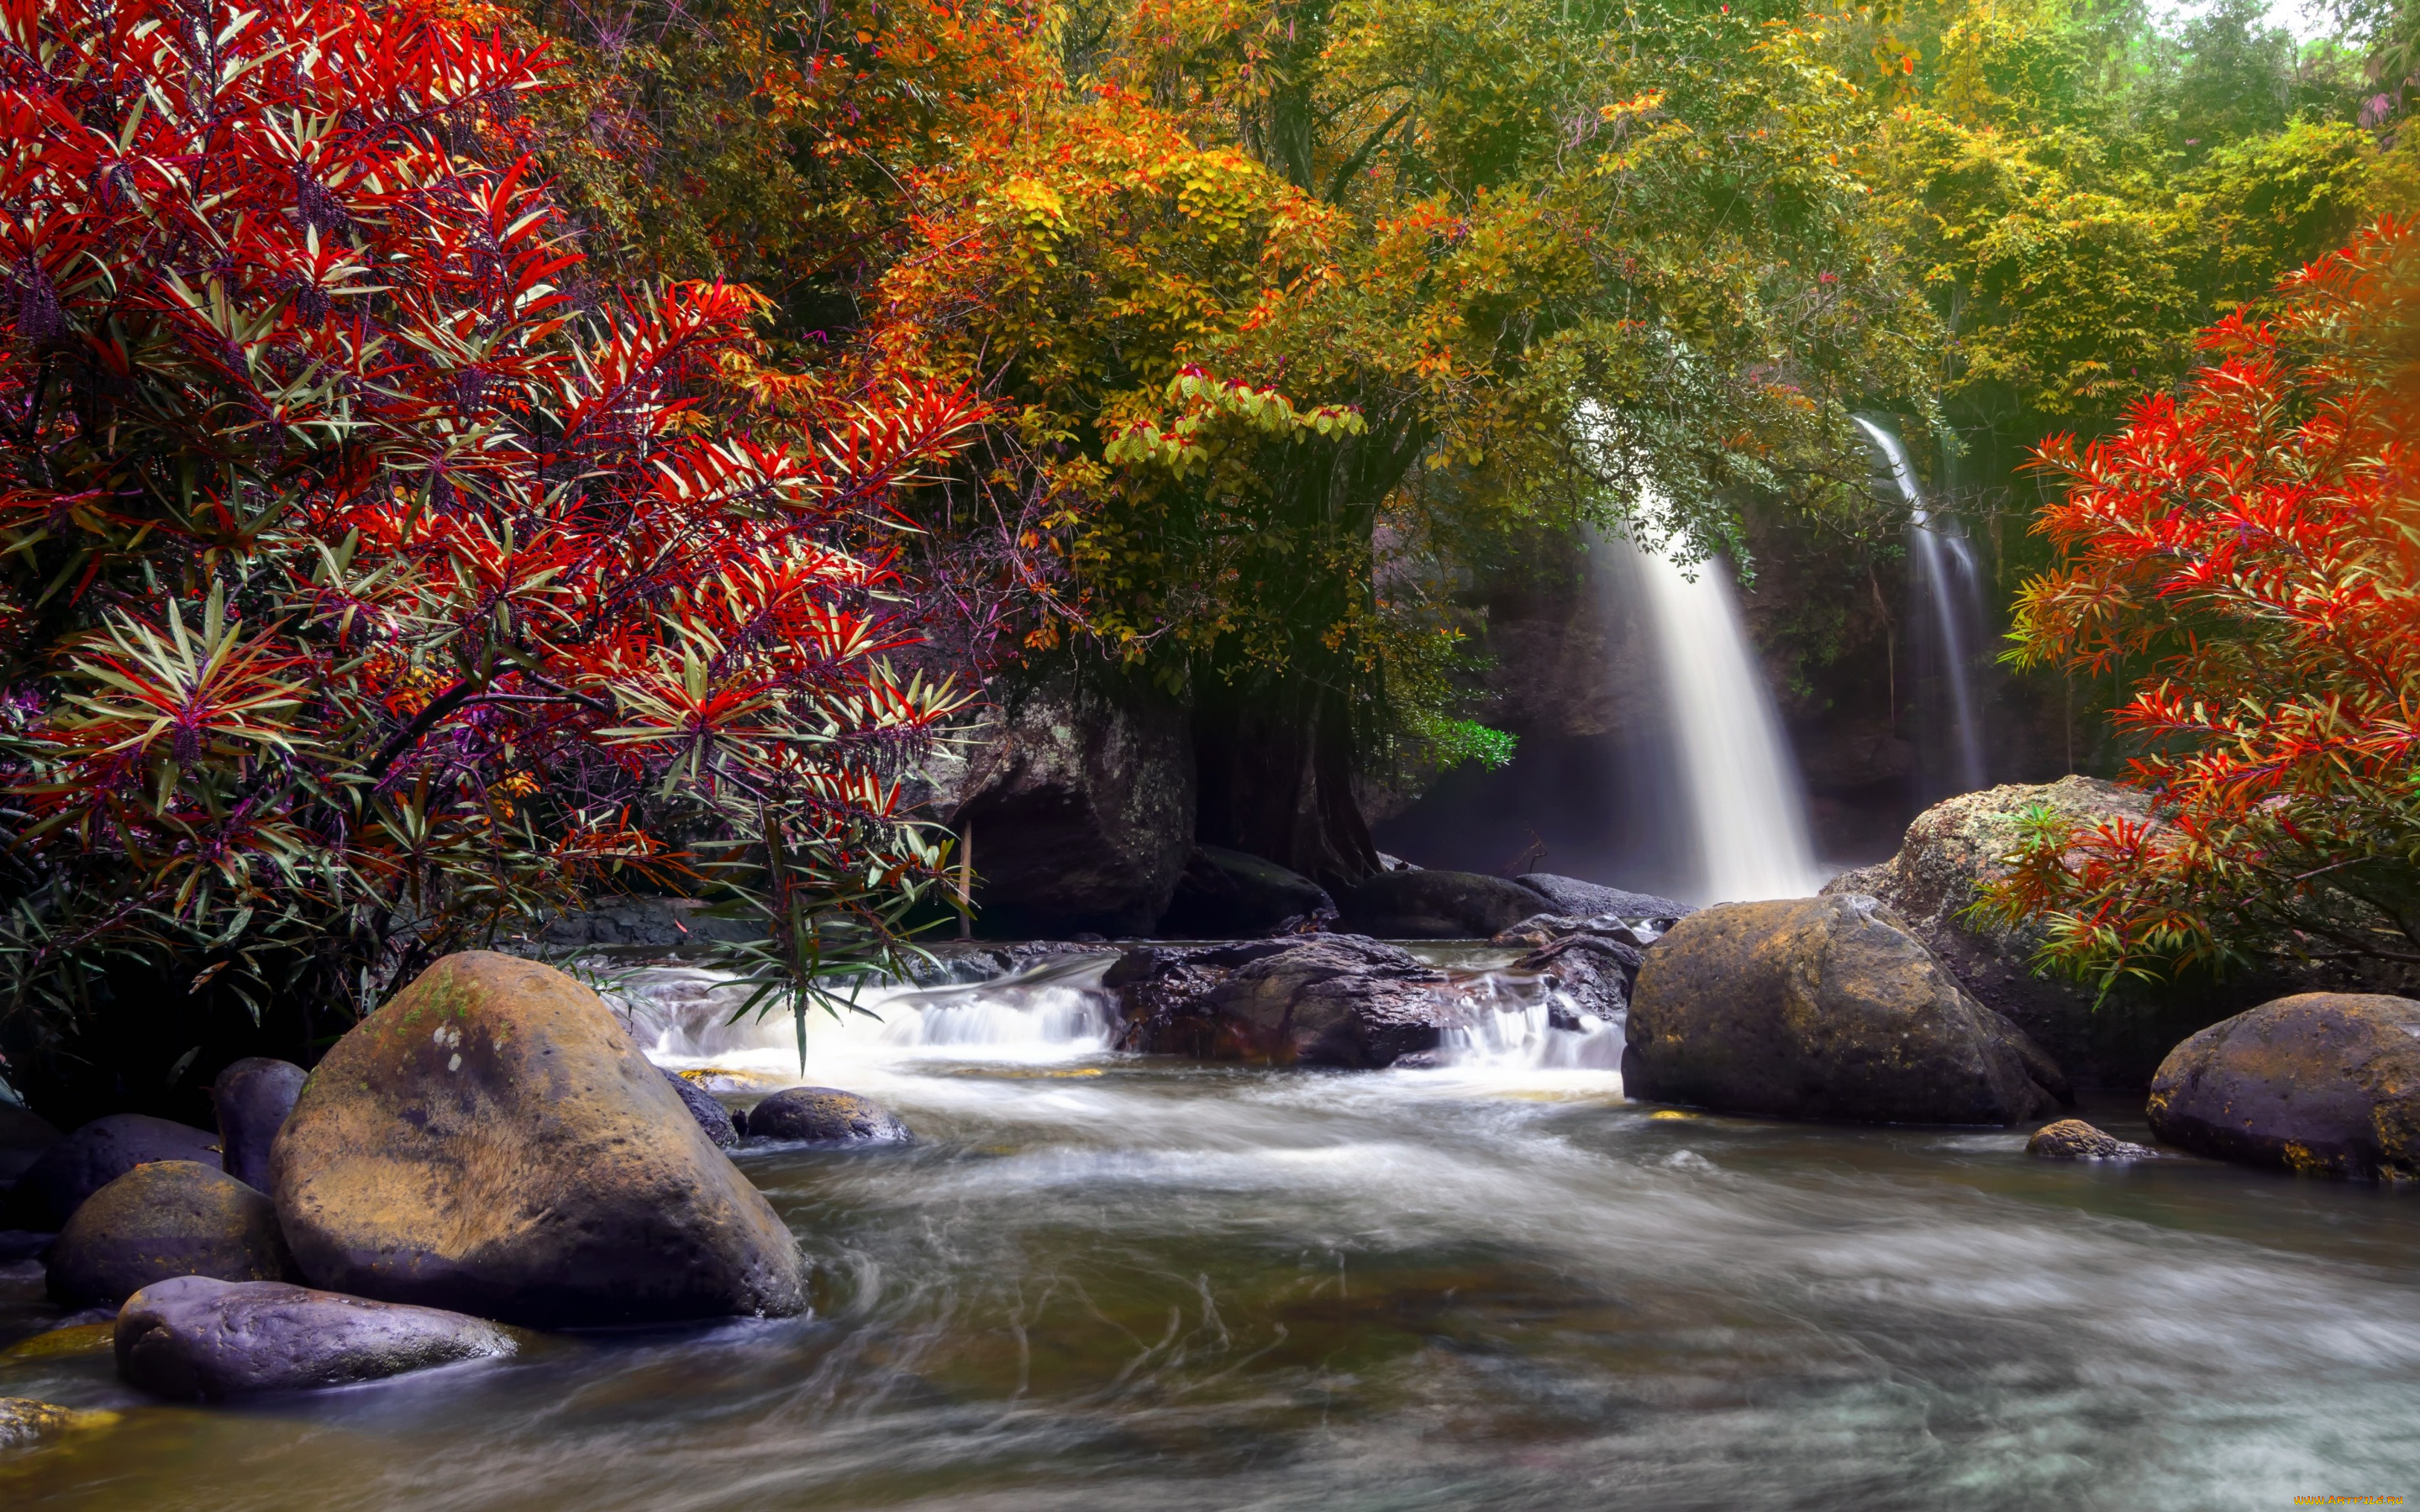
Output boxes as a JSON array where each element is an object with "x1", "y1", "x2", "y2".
[
  {"x1": 6, "y1": 959, "x2": 2420, "y2": 1511},
  {"x1": 1856, "y1": 417, "x2": 1988, "y2": 796},
  {"x1": 1599, "y1": 523, "x2": 1823, "y2": 903}
]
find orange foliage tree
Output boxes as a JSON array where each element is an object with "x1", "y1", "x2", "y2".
[{"x1": 1982, "y1": 215, "x2": 2420, "y2": 982}]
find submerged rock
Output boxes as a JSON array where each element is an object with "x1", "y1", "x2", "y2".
[
  {"x1": 1515, "y1": 874, "x2": 1692, "y2": 924},
  {"x1": 1624, "y1": 895, "x2": 2070, "y2": 1126},
  {"x1": 15, "y1": 1115, "x2": 222, "y2": 1229},
  {"x1": 2026, "y1": 1120, "x2": 2158, "y2": 1161},
  {"x1": 273, "y1": 951, "x2": 804, "y2": 1327},
  {"x1": 661, "y1": 1068, "x2": 739, "y2": 1148},
  {"x1": 1157, "y1": 845, "x2": 1338, "y2": 937},
  {"x1": 1112, "y1": 934, "x2": 1455, "y2": 1068},
  {"x1": 744, "y1": 1088, "x2": 912, "y2": 1147},
  {"x1": 46, "y1": 1160, "x2": 294, "y2": 1308},
  {"x1": 213, "y1": 1058, "x2": 306, "y2": 1192},
  {"x1": 0, "y1": 1396, "x2": 113, "y2": 1450},
  {"x1": 116, "y1": 1275, "x2": 516, "y2": 1400},
  {"x1": 1335, "y1": 869, "x2": 1554, "y2": 939},
  {"x1": 2147, "y1": 993, "x2": 2420, "y2": 1179}
]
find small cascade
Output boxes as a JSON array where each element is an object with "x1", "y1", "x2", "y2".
[
  {"x1": 1855, "y1": 417, "x2": 1987, "y2": 795},
  {"x1": 613, "y1": 953, "x2": 1123, "y2": 1074},
  {"x1": 1596, "y1": 519, "x2": 1823, "y2": 904}
]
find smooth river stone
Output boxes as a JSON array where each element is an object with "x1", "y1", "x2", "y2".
[{"x1": 116, "y1": 1275, "x2": 516, "y2": 1399}]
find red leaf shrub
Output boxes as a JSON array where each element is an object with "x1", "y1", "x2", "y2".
[
  {"x1": 0, "y1": 0, "x2": 985, "y2": 1052},
  {"x1": 1986, "y1": 215, "x2": 2420, "y2": 982}
]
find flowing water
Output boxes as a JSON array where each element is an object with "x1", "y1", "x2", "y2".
[
  {"x1": 1856, "y1": 417, "x2": 1988, "y2": 795},
  {"x1": 1599, "y1": 525, "x2": 1824, "y2": 903},
  {"x1": 6, "y1": 959, "x2": 2420, "y2": 1511}
]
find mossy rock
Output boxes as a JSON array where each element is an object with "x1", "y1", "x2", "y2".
[{"x1": 46, "y1": 1160, "x2": 294, "y2": 1308}]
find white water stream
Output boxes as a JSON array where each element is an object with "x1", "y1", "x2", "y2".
[
  {"x1": 1857, "y1": 417, "x2": 1987, "y2": 794},
  {"x1": 1599, "y1": 521, "x2": 1823, "y2": 904}
]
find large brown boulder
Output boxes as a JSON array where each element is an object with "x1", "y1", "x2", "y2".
[
  {"x1": 1624, "y1": 895, "x2": 2070, "y2": 1125},
  {"x1": 1822, "y1": 777, "x2": 2297, "y2": 1086},
  {"x1": 272, "y1": 952, "x2": 804, "y2": 1327},
  {"x1": 2146, "y1": 993, "x2": 2420, "y2": 1179},
  {"x1": 1110, "y1": 935, "x2": 1455, "y2": 1068},
  {"x1": 46, "y1": 1160, "x2": 294, "y2": 1308}
]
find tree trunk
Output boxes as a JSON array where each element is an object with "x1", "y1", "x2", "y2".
[{"x1": 1192, "y1": 666, "x2": 1380, "y2": 890}]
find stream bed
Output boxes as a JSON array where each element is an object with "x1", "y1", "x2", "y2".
[{"x1": 3, "y1": 953, "x2": 2417, "y2": 1510}]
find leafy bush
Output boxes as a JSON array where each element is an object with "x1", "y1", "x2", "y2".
[
  {"x1": 1980, "y1": 214, "x2": 2420, "y2": 984},
  {"x1": 0, "y1": 0, "x2": 986, "y2": 1075}
]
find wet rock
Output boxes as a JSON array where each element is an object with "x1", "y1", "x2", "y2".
[
  {"x1": 1515, "y1": 874, "x2": 1692, "y2": 924},
  {"x1": 273, "y1": 951, "x2": 804, "y2": 1327},
  {"x1": 1512, "y1": 929, "x2": 1645, "y2": 1021},
  {"x1": 213, "y1": 1058, "x2": 306, "y2": 1192},
  {"x1": 1624, "y1": 895, "x2": 2070, "y2": 1126},
  {"x1": 534, "y1": 895, "x2": 758, "y2": 950},
  {"x1": 744, "y1": 1088, "x2": 913, "y2": 1147},
  {"x1": 1819, "y1": 777, "x2": 2314, "y2": 1086},
  {"x1": 116, "y1": 1275, "x2": 516, "y2": 1400},
  {"x1": 0, "y1": 1105, "x2": 60, "y2": 1185},
  {"x1": 46, "y1": 1160, "x2": 295, "y2": 1308},
  {"x1": 1113, "y1": 934, "x2": 1455, "y2": 1068},
  {"x1": 2026, "y1": 1120, "x2": 2158, "y2": 1161},
  {"x1": 1158, "y1": 845, "x2": 1338, "y2": 937},
  {"x1": 906, "y1": 940, "x2": 1119, "y2": 987},
  {"x1": 933, "y1": 668, "x2": 1196, "y2": 937},
  {"x1": 0, "y1": 1396, "x2": 113, "y2": 1449},
  {"x1": 2146, "y1": 993, "x2": 2420, "y2": 1179},
  {"x1": 15, "y1": 1114, "x2": 221, "y2": 1229},
  {"x1": 1335, "y1": 869, "x2": 1555, "y2": 939},
  {"x1": 661, "y1": 1068, "x2": 739, "y2": 1148}
]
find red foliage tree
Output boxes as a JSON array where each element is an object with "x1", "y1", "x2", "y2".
[
  {"x1": 0, "y1": 0, "x2": 986, "y2": 1069},
  {"x1": 1985, "y1": 215, "x2": 2420, "y2": 983}
]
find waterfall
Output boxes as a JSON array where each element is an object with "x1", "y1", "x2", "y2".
[
  {"x1": 1596, "y1": 519, "x2": 1823, "y2": 904},
  {"x1": 1854, "y1": 417, "x2": 1986, "y2": 795}
]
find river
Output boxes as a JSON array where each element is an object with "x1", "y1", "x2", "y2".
[{"x1": 3, "y1": 953, "x2": 2417, "y2": 1509}]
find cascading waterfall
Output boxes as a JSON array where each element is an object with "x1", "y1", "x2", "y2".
[
  {"x1": 1594, "y1": 517, "x2": 1823, "y2": 904},
  {"x1": 1855, "y1": 416, "x2": 1987, "y2": 795}
]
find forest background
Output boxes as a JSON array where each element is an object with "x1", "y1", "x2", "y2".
[{"x1": 0, "y1": 0, "x2": 2412, "y2": 1116}]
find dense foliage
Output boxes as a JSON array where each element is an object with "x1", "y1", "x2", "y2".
[
  {"x1": 1981, "y1": 216, "x2": 2420, "y2": 981},
  {"x1": 0, "y1": 0, "x2": 984, "y2": 1081}
]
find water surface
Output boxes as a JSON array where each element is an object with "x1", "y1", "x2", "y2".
[{"x1": 3, "y1": 961, "x2": 2414, "y2": 1510}]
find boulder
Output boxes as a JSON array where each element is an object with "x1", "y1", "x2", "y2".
[
  {"x1": 1624, "y1": 895, "x2": 2070, "y2": 1126},
  {"x1": 1821, "y1": 776, "x2": 2296, "y2": 1086},
  {"x1": 661, "y1": 1068, "x2": 739, "y2": 1148},
  {"x1": 744, "y1": 1088, "x2": 912, "y2": 1147},
  {"x1": 46, "y1": 1160, "x2": 294, "y2": 1308},
  {"x1": 213, "y1": 1058, "x2": 306, "y2": 1193},
  {"x1": 1157, "y1": 845, "x2": 1337, "y2": 937},
  {"x1": 2027, "y1": 1119, "x2": 2158, "y2": 1161},
  {"x1": 0, "y1": 1396, "x2": 113, "y2": 1450},
  {"x1": 934, "y1": 669, "x2": 1196, "y2": 937},
  {"x1": 15, "y1": 1114, "x2": 221, "y2": 1229},
  {"x1": 2146, "y1": 993, "x2": 2420, "y2": 1179},
  {"x1": 1335, "y1": 869, "x2": 1555, "y2": 939},
  {"x1": 271, "y1": 951, "x2": 804, "y2": 1327},
  {"x1": 1512, "y1": 928, "x2": 1645, "y2": 1023},
  {"x1": 0, "y1": 1105, "x2": 60, "y2": 1184},
  {"x1": 115, "y1": 1275, "x2": 516, "y2": 1401},
  {"x1": 1516, "y1": 874, "x2": 1692, "y2": 924},
  {"x1": 1112, "y1": 935, "x2": 1455, "y2": 1068}
]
